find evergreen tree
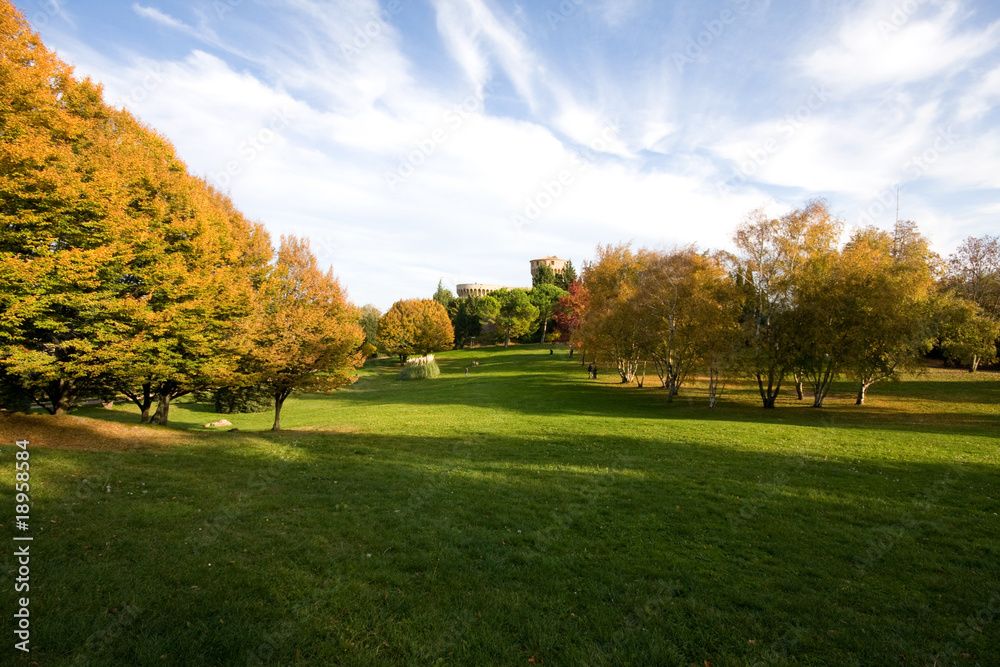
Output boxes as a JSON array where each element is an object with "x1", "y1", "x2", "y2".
[
  {"x1": 480, "y1": 289, "x2": 539, "y2": 348},
  {"x1": 533, "y1": 263, "x2": 556, "y2": 288},
  {"x1": 557, "y1": 260, "x2": 577, "y2": 290},
  {"x1": 359, "y1": 304, "x2": 381, "y2": 348},
  {"x1": 450, "y1": 296, "x2": 482, "y2": 348},
  {"x1": 432, "y1": 279, "x2": 455, "y2": 309}
]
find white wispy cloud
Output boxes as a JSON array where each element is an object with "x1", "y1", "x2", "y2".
[
  {"x1": 133, "y1": 4, "x2": 218, "y2": 43},
  {"x1": 801, "y1": 0, "x2": 1000, "y2": 90},
  {"x1": 27, "y1": 0, "x2": 1000, "y2": 307},
  {"x1": 957, "y1": 62, "x2": 1000, "y2": 121}
]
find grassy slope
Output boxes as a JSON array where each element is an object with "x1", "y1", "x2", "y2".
[{"x1": 1, "y1": 346, "x2": 998, "y2": 665}]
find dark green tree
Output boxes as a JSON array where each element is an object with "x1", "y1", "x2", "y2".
[
  {"x1": 480, "y1": 289, "x2": 539, "y2": 348},
  {"x1": 359, "y1": 304, "x2": 381, "y2": 348},
  {"x1": 449, "y1": 296, "x2": 483, "y2": 348},
  {"x1": 529, "y1": 284, "x2": 568, "y2": 343},
  {"x1": 532, "y1": 264, "x2": 556, "y2": 287},
  {"x1": 432, "y1": 279, "x2": 455, "y2": 310},
  {"x1": 557, "y1": 259, "x2": 577, "y2": 290}
]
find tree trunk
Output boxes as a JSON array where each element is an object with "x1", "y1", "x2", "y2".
[
  {"x1": 123, "y1": 383, "x2": 155, "y2": 423},
  {"x1": 152, "y1": 393, "x2": 171, "y2": 424},
  {"x1": 45, "y1": 378, "x2": 75, "y2": 415},
  {"x1": 971, "y1": 355, "x2": 980, "y2": 373},
  {"x1": 756, "y1": 372, "x2": 782, "y2": 409},
  {"x1": 272, "y1": 393, "x2": 286, "y2": 431},
  {"x1": 810, "y1": 363, "x2": 836, "y2": 408},
  {"x1": 32, "y1": 394, "x2": 55, "y2": 415},
  {"x1": 707, "y1": 367, "x2": 725, "y2": 408},
  {"x1": 504, "y1": 325, "x2": 511, "y2": 348},
  {"x1": 855, "y1": 383, "x2": 870, "y2": 405},
  {"x1": 794, "y1": 372, "x2": 804, "y2": 400},
  {"x1": 541, "y1": 319, "x2": 548, "y2": 344}
]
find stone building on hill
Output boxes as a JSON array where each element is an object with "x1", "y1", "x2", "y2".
[
  {"x1": 456, "y1": 283, "x2": 509, "y2": 298},
  {"x1": 456, "y1": 257, "x2": 566, "y2": 298},
  {"x1": 529, "y1": 256, "x2": 567, "y2": 277}
]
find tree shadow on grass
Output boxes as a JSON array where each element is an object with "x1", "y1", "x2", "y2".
[
  {"x1": 16, "y1": 428, "x2": 1000, "y2": 666},
  {"x1": 316, "y1": 358, "x2": 1000, "y2": 441}
]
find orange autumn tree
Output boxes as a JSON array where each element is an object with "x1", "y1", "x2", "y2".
[
  {"x1": 377, "y1": 299, "x2": 454, "y2": 363},
  {"x1": 0, "y1": 2, "x2": 130, "y2": 412},
  {"x1": 0, "y1": 1, "x2": 272, "y2": 420},
  {"x1": 243, "y1": 235, "x2": 364, "y2": 431}
]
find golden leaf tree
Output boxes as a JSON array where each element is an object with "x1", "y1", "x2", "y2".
[
  {"x1": 242, "y1": 235, "x2": 364, "y2": 431},
  {"x1": 577, "y1": 244, "x2": 649, "y2": 383},
  {"x1": 377, "y1": 299, "x2": 454, "y2": 363},
  {"x1": 1, "y1": 1, "x2": 275, "y2": 420}
]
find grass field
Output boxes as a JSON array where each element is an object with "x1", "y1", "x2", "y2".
[{"x1": 1, "y1": 345, "x2": 998, "y2": 665}]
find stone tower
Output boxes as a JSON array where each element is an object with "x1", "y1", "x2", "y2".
[{"x1": 529, "y1": 256, "x2": 567, "y2": 279}]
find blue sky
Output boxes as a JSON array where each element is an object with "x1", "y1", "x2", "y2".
[{"x1": 18, "y1": 0, "x2": 1000, "y2": 310}]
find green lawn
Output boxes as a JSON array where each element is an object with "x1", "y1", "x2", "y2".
[{"x1": 2, "y1": 345, "x2": 999, "y2": 665}]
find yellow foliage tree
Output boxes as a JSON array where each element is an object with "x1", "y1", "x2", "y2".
[
  {"x1": 377, "y1": 299, "x2": 454, "y2": 363},
  {"x1": 242, "y1": 235, "x2": 364, "y2": 430}
]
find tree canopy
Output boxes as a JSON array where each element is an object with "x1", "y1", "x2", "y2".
[
  {"x1": 0, "y1": 3, "x2": 360, "y2": 425},
  {"x1": 240, "y1": 235, "x2": 364, "y2": 430},
  {"x1": 479, "y1": 289, "x2": 538, "y2": 348},
  {"x1": 377, "y1": 299, "x2": 455, "y2": 362}
]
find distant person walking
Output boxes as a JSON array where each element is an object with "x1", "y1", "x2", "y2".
[
  {"x1": 587, "y1": 363, "x2": 594, "y2": 379},
  {"x1": 592, "y1": 365, "x2": 598, "y2": 379}
]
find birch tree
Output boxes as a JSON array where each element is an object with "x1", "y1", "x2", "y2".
[
  {"x1": 729, "y1": 200, "x2": 841, "y2": 408},
  {"x1": 578, "y1": 245, "x2": 649, "y2": 383},
  {"x1": 838, "y1": 227, "x2": 935, "y2": 404}
]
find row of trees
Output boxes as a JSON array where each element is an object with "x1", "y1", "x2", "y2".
[
  {"x1": 0, "y1": 3, "x2": 364, "y2": 428},
  {"x1": 564, "y1": 200, "x2": 999, "y2": 408}
]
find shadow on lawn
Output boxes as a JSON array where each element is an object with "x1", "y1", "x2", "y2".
[
  {"x1": 19, "y1": 427, "x2": 1000, "y2": 665},
  {"x1": 317, "y1": 351, "x2": 1000, "y2": 440}
]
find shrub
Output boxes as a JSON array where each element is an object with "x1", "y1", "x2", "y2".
[
  {"x1": 213, "y1": 385, "x2": 274, "y2": 413},
  {"x1": 361, "y1": 342, "x2": 378, "y2": 358},
  {"x1": 400, "y1": 360, "x2": 440, "y2": 381}
]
